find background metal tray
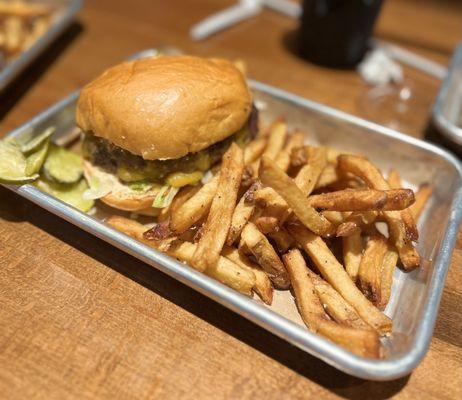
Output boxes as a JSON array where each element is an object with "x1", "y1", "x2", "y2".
[
  {"x1": 2, "y1": 50, "x2": 462, "y2": 380},
  {"x1": 0, "y1": 0, "x2": 83, "y2": 92},
  {"x1": 433, "y1": 42, "x2": 462, "y2": 148}
]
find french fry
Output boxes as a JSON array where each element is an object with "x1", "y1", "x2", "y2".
[
  {"x1": 283, "y1": 249, "x2": 380, "y2": 357},
  {"x1": 315, "y1": 163, "x2": 339, "y2": 189},
  {"x1": 283, "y1": 249, "x2": 329, "y2": 329},
  {"x1": 336, "y1": 211, "x2": 378, "y2": 237},
  {"x1": 378, "y1": 245, "x2": 399, "y2": 310},
  {"x1": 254, "y1": 215, "x2": 279, "y2": 234},
  {"x1": 226, "y1": 185, "x2": 256, "y2": 245},
  {"x1": 0, "y1": 2, "x2": 52, "y2": 18},
  {"x1": 294, "y1": 146, "x2": 327, "y2": 196},
  {"x1": 288, "y1": 224, "x2": 392, "y2": 334},
  {"x1": 338, "y1": 155, "x2": 420, "y2": 270},
  {"x1": 410, "y1": 184, "x2": 432, "y2": 221},
  {"x1": 268, "y1": 229, "x2": 295, "y2": 253},
  {"x1": 193, "y1": 144, "x2": 244, "y2": 271},
  {"x1": 386, "y1": 169, "x2": 419, "y2": 242},
  {"x1": 243, "y1": 138, "x2": 266, "y2": 165},
  {"x1": 317, "y1": 320, "x2": 380, "y2": 358},
  {"x1": 307, "y1": 189, "x2": 414, "y2": 212},
  {"x1": 144, "y1": 220, "x2": 174, "y2": 241},
  {"x1": 259, "y1": 156, "x2": 332, "y2": 236},
  {"x1": 4, "y1": 16, "x2": 24, "y2": 54},
  {"x1": 306, "y1": 269, "x2": 371, "y2": 330},
  {"x1": 253, "y1": 187, "x2": 287, "y2": 212},
  {"x1": 170, "y1": 135, "x2": 267, "y2": 235},
  {"x1": 157, "y1": 185, "x2": 201, "y2": 223},
  {"x1": 387, "y1": 170, "x2": 401, "y2": 188},
  {"x1": 222, "y1": 245, "x2": 273, "y2": 305},
  {"x1": 308, "y1": 189, "x2": 387, "y2": 211},
  {"x1": 343, "y1": 232, "x2": 363, "y2": 282},
  {"x1": 262, "y1": 120, "x2": 287, "y2": 160},
  {"x1": 400, "y1": 209, "x2": 419, "y2": 242},
  {"x1": 382, "y1": 189, "x2": 415, "y2": 211},
  {"x1": 275, "y1": 132, "x2": 305, "y2": 171},
  {"x1": 240, "y1": 222, "x2": 290, "y2": 289},
  {"x1": 170, "y1": 175, "x2": 219, "y2": 234},
  {"x1": 321, "y1": 211, "x2": 348, "y2": 226},
  {"x1": 257, "y1": 117, "x2": 283, "y2": 139},
  {"x1": 106, "y1": 216, "x2": 175, "y2": 252},
  {"x1": 171, "y1": 241, "x2": 255, "y2": 295},
  {"x1": 250, "y1": 120, "x2": 287, "y2": 176},
  {"x1": 358, "y1": 235, "x2": 388, "y2": 306},
  {"x1": 326, "y1": 147, "x2": 342, "y2": 164}
]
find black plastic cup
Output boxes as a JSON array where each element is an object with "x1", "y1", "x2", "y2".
[{"x1": 298, "y1": 0, "x2": 384, "y2": 68}]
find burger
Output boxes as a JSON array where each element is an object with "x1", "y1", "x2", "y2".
[{"x1": 77, "y1": 55, "x2": 257, "y2": 214}]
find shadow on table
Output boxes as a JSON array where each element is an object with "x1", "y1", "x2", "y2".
[
  {"x1": 0, "y1": 186, "x2": 410, "y2": 399},
  {"x1": 0, "y1": 22, "x2": 82, "y2": 122}
]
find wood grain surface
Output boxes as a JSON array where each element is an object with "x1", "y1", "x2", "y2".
[{"x1": 1, "y1": 1, "x2": 462, "y2": 399}]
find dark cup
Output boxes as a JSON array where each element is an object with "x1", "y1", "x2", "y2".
[{"x1": 298, "y1": 0, "x2": 384, "y2": 68}]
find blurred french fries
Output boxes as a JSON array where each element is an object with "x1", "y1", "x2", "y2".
[
  {"x1": 275, "y1": 131, "x2": 304, "y2": 171},
  {"x1": 410, "y1": 184, "x2": 432, "y2": 221},
  {"x1": 105, "y1": 116, "x2": 433, "y2": 358},
  {"x1": 0, "y1": 1, "x2": 54, "y2": 65}
]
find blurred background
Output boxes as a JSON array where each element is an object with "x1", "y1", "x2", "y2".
[{"x1": 1, "y1": 0, "x2": 462, "y2": 149}]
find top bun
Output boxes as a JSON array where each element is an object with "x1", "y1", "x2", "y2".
[{"x1": 76, "y1": 55, "x2": 252, "y2": 160}]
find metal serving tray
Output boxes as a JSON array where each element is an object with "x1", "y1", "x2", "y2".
[
  {"x1": 0, "y1": 0, "x2": 83, "y2": 92},
  {"x1": 2, "y1": 50, "x2": 462, "y2": 381},
  {"x1": 433, "y1": 42, "x2": 462, "y2": 148}
]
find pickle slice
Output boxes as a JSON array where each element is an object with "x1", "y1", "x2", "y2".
[
  {"x1": 43, "y1": 144, "x2": 83, "y2": 184},
  {"x1": 0, "y1": 139, "x2": 32, "y2": 183},
  {"x1": 21, "y1": 127, "x2": 55, "y2": 153},
  {"x1": 34, "y1": 177, "x2": 94, "y2": 212},
  {"x1": 25, "y1": 140, "x2": 49, "y2": 176}
]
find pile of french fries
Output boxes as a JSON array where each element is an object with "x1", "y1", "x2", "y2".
[
  {"x1": 107, "y1": 119, "x2": 432, "y2": 358},
  {"x1": 0, "y1": 0, "x2": 53, "y2": 66}
]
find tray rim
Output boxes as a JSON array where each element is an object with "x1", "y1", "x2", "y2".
[
  {"x1": 0, "y1": 0, "x2": 84, "y2": 92},
  {"x1": 2, "y1": 51, "x2": 462, "y2": 380}
]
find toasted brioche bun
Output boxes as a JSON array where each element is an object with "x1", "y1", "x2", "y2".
[
  {"x1": 83, "y1": 161, "x2": 160, "y2": 212},
  {"x1": 76, "y1": 55, "x2": 252, "y2": 160}
]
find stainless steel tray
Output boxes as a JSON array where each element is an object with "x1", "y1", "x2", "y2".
[
  {"x1": 0, "y1": 0, "x2": 83, "y2": 92},
  {"x1": 433, "y1": 42, "x2": 462, "y2": 147},
  {"x1": 2, "y1": 50, "x2": 462, "y2": 381}
]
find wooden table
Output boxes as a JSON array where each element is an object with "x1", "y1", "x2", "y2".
[{"x1": 1, "y1": 1, "x2": 461, "y2": 398}]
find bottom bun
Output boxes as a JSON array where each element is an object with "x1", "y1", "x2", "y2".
[{"x1": 83, "y1": 161, "x2": 160, "y2": 212}]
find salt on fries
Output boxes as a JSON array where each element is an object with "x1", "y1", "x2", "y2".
[{"x1": 107, "y1": 118, "x2": 432, "y2": 358}]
